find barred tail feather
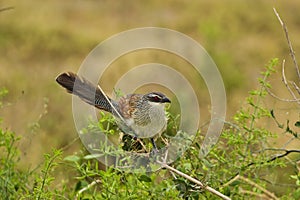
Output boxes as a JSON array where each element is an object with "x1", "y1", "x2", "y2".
[{"x1": 56, "y1": 72, "x2": 112, "y2": 112}]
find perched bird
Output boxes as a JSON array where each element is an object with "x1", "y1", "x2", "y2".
[{"x1": 56, "y1": 72, "x2": 171, "y2": 150}]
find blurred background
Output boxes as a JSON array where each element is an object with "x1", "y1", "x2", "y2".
[{"x1": 0, "y1": 0, "x2": 299, "y2": 170}]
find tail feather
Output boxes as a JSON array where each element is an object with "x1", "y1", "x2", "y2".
[{"x1": 56, "y1": 72, "x2": 113, "y2": 112}]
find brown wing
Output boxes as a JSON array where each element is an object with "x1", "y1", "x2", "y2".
[
  {"x1": 118, "y1": 94, "x2": 138, "y2": 119},
  {"x1": 119, "y1": 94, "x2": 151, "y2": 126}
]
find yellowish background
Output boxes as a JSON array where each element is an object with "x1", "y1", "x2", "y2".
[{"x1": 1, "y1": 1, "x2": 299, "y2": 168}]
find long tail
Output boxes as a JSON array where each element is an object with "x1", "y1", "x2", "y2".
[{"x1": 56, "y1": 72, "x2": 113, "y2": 112}]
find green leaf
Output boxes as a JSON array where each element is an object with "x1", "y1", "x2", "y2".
[
  {"x1": 139, "y1": 174, "x2": 151, "y2": 182},
  {"x1": 0, "y1": 87, "x2": 8, "y2": 98},
  {"x1": 202, "y1": 158, "x2": 213, "y2": 168},
  {"x1": 64, "y1": 155, "x2": 80, "y2": 162},
  {"x1": 83, "y1": 154, "x2": 103, "y2": 160},
  {"x1": 295, "y1": 121, "x2": 300, "y2": 128},
  {"x1": 183, "y1": 163, "x2": 192, "y2": 171},
  {"x1": 290, "y1": 175, "x2": 298, "y2": 180}
]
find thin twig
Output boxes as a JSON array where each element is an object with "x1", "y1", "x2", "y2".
[
  {"x1": 224, "y1": 175, "x2": 279, "y2": 200},
  {"x1": 247, "y1": 148, "x2": 300, "y2": 167},
  {"x1": 263, "y1": 148, "x2": 300, "y2": 162},
  {"x1": 239, "y1": 187, "x2": 271, "y2": 199},
  {"x1": 0, "y1": 6, "x2": 14, "y2": 12},
  {"x1": 239, "y1": 176, "x2": 279, "y2": 200},
  {"x1": 273, "y1": 8, "x2": 300, "y2": 82},
  {"x1": 60, "y1": 136, "x2": 80, "y2": 151},
  {"x1": 291, "y1": 81, "x2": 300, "y2": 94},
  {"x1": 136, "y1": 138, "x2": 148, "y2": 152},
  {"x1": 223, "y1": 174, "x2": 240, "y2": 187},
  {"x1": 281, "y1": 137, "x2": 296, "y2": 149},
  {"x1": 226, "y1": 148, "x2": 300, "y2": 189},
  {"x1": 266, "y1": 87, "x2": 300, "y2": 102},
  {"x1": 96, "y1": 85, "x2": 124, "y2": 122},
  {"x1": 75, "y1": 179, "x2": 102, "y2": 200},
  {"x1": 281, "y1": 60, "x2": 300, "y2": 104},
  {"x1": 157, "y1": 161, "x2": 231, "y2": 200}
]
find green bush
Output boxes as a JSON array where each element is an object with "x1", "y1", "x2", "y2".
[
  {"x1": 0, "y1": 59, "x2": 299, "y2": 199},
  {"x1": 61, "y1": 58, "x2": 299, "y2": 199}
]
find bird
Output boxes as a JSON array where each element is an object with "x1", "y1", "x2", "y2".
[{"x1": 56, "y1": 72, "x2": 171, "y2": 151}]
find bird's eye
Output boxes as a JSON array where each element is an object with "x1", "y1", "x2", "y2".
[
  {"x1": 153, "y1": 96, "x2": 160, "y2": 101},
  {"x1": 149, "y1": 95, "x2": 161, "y2": 102}
]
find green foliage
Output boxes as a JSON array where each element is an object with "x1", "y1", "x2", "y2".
[
  {"x1": 0, "y1": 88, "x2": 66, "y2": 199},
  {"x1": 60, "y1": 58, "x2": 298, "y2": 199},
  {"x1": 0, "y1": 129, "x2": 64, "y2": 199},
  {"x1": 0, "y1": 87, "x2": 8, "y2": 109},
  {"x1": 0, "y1": 122, "x2": 28, "y2": 199},
  {"x1": 1, "y1": 59, "x2": 300, "y2": 199},
  {"x1": 30, "y1": 149, "x2": 63, "y2": 200},
  {"x1": 66, "y1": 159, "x2": 181, "y2": 200},
  {"x1": 0, "y1": 88, "x2": 28, "y2": 199},
  {"x1": 1, "y1": 2, "x2": 300, "y2": 199}
]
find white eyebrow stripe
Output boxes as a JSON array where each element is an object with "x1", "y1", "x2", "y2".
[{"x1": 149, "y1": 94, "x2": 161, "y2": 98}]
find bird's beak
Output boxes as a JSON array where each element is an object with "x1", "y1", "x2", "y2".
[{"x1": 162, "y1": 97, "x2": 171, "y2": 103}]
